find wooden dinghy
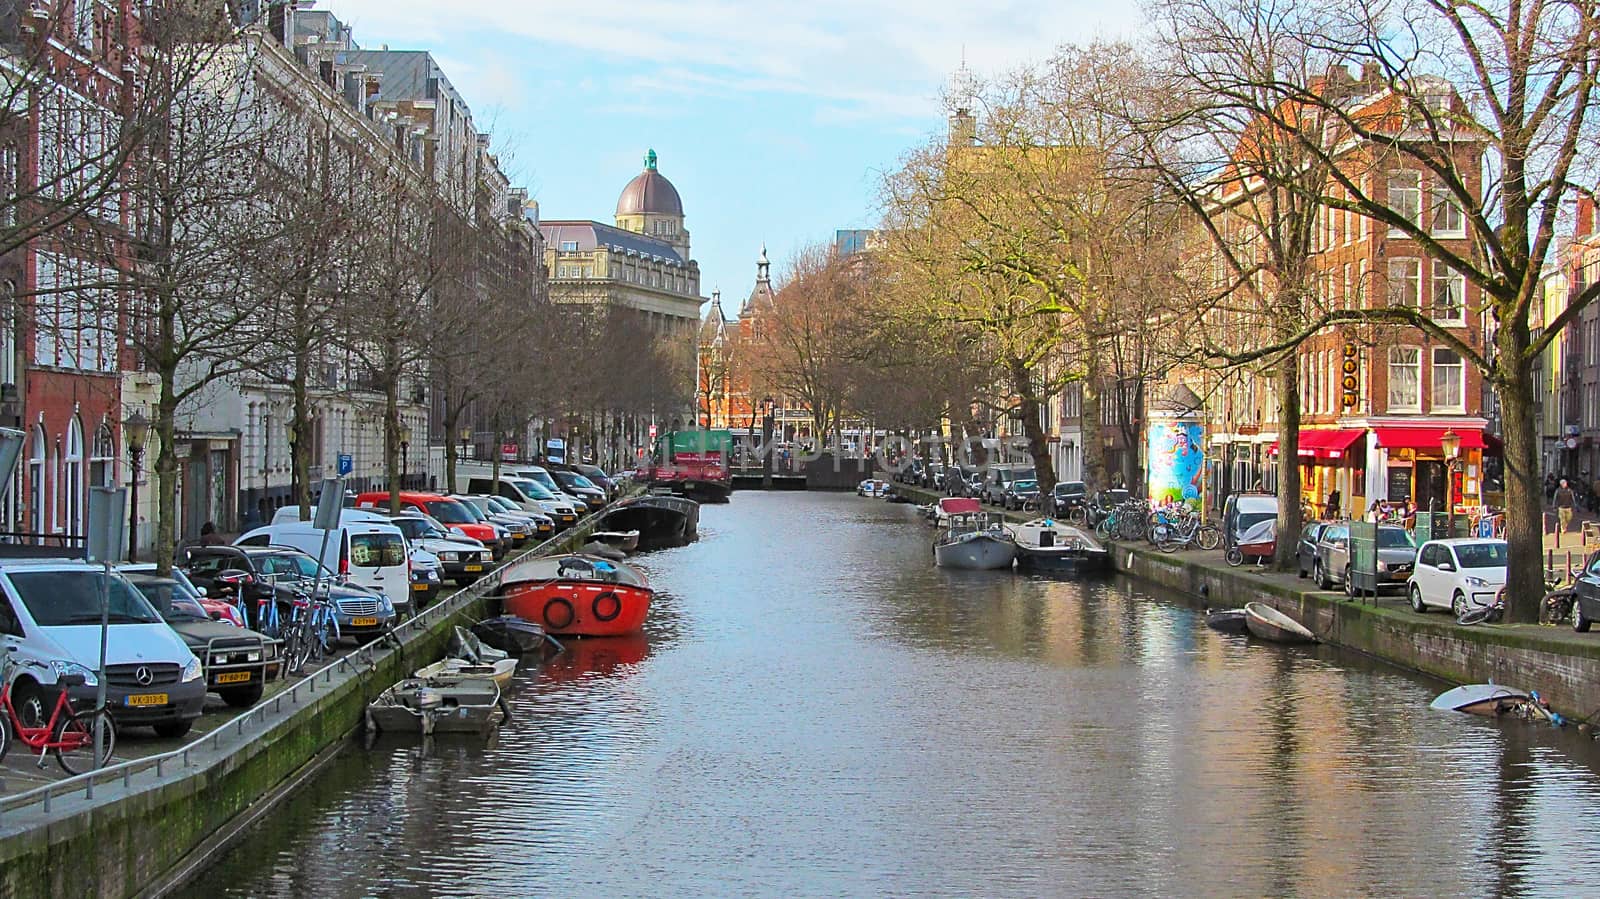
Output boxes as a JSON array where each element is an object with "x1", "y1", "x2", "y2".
[{"x1": 1243, "y1": 602, "x2": 1317, "y2": 644}]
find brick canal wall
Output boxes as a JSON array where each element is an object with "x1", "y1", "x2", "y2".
[
  {"x1": 894, "y1": 484, "x2": 1600, "y2": 717},
  {"x1": 0, "y1": 520, "x2": 604, "y2": 899}
]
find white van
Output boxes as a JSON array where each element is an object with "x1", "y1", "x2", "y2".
[
  {"x1": 0, "y1": 559, "x2": 206, "y2": 738},
  {"x1": 235, "y1": 519, "x2": 412, "y2": 614}
]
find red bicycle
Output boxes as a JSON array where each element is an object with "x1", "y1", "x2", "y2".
[{"x1": 0, "y1": 653, "x2": 116, "y2": 775}]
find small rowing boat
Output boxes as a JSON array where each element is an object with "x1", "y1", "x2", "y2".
[
  {"x1": 1243, "y1": 602, "x2": 1317, "y2": 644},
  {"x1": 1429, "y1": 684, "x2": 1533, "y2": 716},
  {"x1": 366, "y1": 678, "x2": 504, "y2": 736},
  {"x1": 1205, "y1": 608, "x2": 1249, "y2": 634},
  {"x1": 413, "y1": 656, "x2": 519, "y2": 689}
]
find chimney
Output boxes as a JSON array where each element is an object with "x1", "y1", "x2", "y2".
[
  {"x1": 1361, "y1": 61, "x2": 1383, "y2": 88},
  {"x1": 1577, "y1": 195, "x2": 1596, "y2": 239}
]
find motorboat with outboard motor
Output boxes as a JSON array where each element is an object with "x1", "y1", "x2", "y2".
[
  {"x1": 366, "y1": 677, "x2": 505, "y2": 735},
  {"x1": 1007, "y1": 518, "x2": 1109, "y2": 572}
]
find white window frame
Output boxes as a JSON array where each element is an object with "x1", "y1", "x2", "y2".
[
  {"x1": 1388, "y1": 346, "x2": 1422, "y2": 413},
  {"x1": 1431, "y1": 261, "x2": 1466, "y2": 324},
  {"x1": 1387, "y1": 258, "x2": 1421, "y2": 308},
  {"x1": 1388, "y1": 172, "x2": 1421, "y2": 236},
  {"x1": 1431, "y1": 187, "x2": 1466, "y2": 237},
  {"x1": 1431, "y1": 348, "x2": 1465, "y2": 413}
]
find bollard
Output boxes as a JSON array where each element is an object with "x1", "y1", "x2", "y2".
[
  {"x1": 43, "y1": 790, "x2": 50, "y2": 814},
  {"x1": 123, "y1": 767, "x2": 130, "y2": 789},
  {"x1": 85, "y1": 780, "x2": 93, "y2": 800},
  {"x1": 156, "y1": 757, "x2": 164, "y2": 778}
]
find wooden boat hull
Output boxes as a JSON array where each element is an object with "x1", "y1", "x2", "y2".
[
  {"x1": 1014, "y1": 545, "x2": 1108, "y2": 572},
  {"x1": 934, "y1": 534, "x2": 1017, "y2": 570},
  {"x1": 591, "y1": 530, "x2": 640, "y2": 552},
  {"x1": 503, "y1": 580, "x2": 652, "y2": 636},
  {"x1": 1205, "y1": 608, "x2": 1249, "y2": 634},
  {"x1": 1243, "y1": 602, "x2": 1317, "y2": 644}
]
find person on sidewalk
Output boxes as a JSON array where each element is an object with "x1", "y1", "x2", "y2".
[{"x1": 1555, "y1": 479, "x2": 1576, "y2": 533}]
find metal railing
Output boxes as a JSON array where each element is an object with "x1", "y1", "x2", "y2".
[{"x1": 0, "y1": 499, "x2": 615, "y2": 818}]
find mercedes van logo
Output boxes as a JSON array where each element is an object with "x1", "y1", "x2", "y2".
[{"x1": 135, "y1": 666, "x2": 154, "y2": 686}]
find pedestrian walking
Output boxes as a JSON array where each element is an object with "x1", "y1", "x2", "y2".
[
  {"x1": 198, "y1": 521, "x2": 226, "y2": 546},
  {"x1": 1325, "y1": 488, "x2": 1341, "y2": 520},
  {"x1": 1545, "y1": 472, "x2": 1558, "y2": 504},
  {"x1": 1555, "y1": 478, "x2": 1576, "y2": 533}
]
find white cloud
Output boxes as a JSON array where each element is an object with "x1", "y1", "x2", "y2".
[{"x1": 320, "y1": 0, "x2": 1143, "y2": 121}]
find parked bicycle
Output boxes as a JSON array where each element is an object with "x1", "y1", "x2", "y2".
[
  {"x1": 282, "y1": 587, "x2": 342, "y2": 675},
  {"x1": 0, "y1": 647, "x2": 116, "y2": 774}
]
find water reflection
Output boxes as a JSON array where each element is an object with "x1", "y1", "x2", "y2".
[{"x1": 182, "y1": 492, "x2": 1600, "y2": 898}]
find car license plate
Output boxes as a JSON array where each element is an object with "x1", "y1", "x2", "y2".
[
  {"x1": 217, "y1": 671, "x2": 251, "y2": 685},
  {"x1": 351, "y1": 616, "x2": 379, "y2": 627},
  {"x1": 412, "y1": 583, "x2": 429, "y2": 591},
  {"x1": 464, "y1": 564, "x2": 483, "y2": 572},
  {"x1": 562, "y1": 515, "x2": 575, "y2": 522},
  {"x1": 126, "y1": 693, "x2": 168, "y2": 707}
]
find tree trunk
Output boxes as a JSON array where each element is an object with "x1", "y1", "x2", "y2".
[
  {"x1": 291, "y1": 372, "x2": 311, "y2": 520},
  {"x1": 1010, "y1": 362, "x2": 1057, "y2": 496},
  {"x1": 1081, "y1": 380, "x2": 1107, "y2": 492},
  {"x1": 442, "y1": 401, "x2": 463, "y2": 494},
  {"x1": 1497, "y1": 355, "x2": 1543, "y2": 624},
  {"x1": 1273, "y1": 353, "x2": 1303, "y2": 570},
  {"x1": 383, "y1": 367, "x2": 402, "y2": 515},
  {"x1": 154, "y1": 375, "x2": 180, "y2": 576}
]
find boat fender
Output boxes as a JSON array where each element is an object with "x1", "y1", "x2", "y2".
[
  {"x1": 543, "y1": 598, "x2": 576, "y2": 630},
  {"x1": 592, "y1": 591, "x2": 623, "y2": 622}
]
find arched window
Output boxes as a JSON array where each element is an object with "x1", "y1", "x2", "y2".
[
  {"x1": 64, "y1": 417, "x2": 84, "y2": 537},
  {"x1": 90, "y1": 421, "x2": 114, "y2": 488},
  {"x1": 27, "y1": 425, "x2": 43, "y2": 539}
]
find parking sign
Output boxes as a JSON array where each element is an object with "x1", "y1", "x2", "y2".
[{"x1": 337, "y1": 453, "x2": 353, "y2": 476}]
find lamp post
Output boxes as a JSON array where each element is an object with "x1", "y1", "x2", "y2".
[
  {"x1": 123, "y1": 409, "x2": 149, "y2": 562},
  {"x1": 400, "y1": 423, "x2": 411, "y2": 491},
  {"x1": 1440, "y1": 428, "x2": 1462, "y2": 538}
]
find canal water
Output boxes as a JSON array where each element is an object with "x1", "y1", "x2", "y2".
[{"x1": 181, "y1": 492, "x2": 1600, "y2": 897}]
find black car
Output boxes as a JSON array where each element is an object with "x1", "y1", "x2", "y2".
[
  {"x1": 572, "y1": 463, "x2": 617, "y2": 498},
  {"x1": 549, "y1": 469, "x2": 606, "y2": 511},
  {"x1": 1052, "y1": 481, "x2": 1087, "y2": 515},
  {"x1": 1296, "y1": 521, "x2": 1331, "y2": 578},
  {"x1": 127, "y1": 574, "x2": 280, "y2": 708},
  {"x1": 181, "y1": 545, "x2": 396, "y2": 639},
  {"x1": 1572, "y1": 550, "x2": 1600, "y2": 632},
  {"x1": 1003, "y1": 478, "x2": 1041, "y2": 510}
]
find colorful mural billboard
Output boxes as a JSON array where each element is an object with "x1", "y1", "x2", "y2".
[{"x1": 1148, "y1": 420, "x2": 1205, "y2": 510}]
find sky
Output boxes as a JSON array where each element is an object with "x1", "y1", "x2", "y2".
[{"x1": 324, "y1": 0, "x2": 1142, "y2": 316}]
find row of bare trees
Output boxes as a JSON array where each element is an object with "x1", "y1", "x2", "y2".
[{"x1": 832, "y1": 0, "x2": 1598, "y2": 622}]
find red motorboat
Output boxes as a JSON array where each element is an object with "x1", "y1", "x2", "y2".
[{"x1": 497, "y1": 554, "x2": 653, "y2": 637}]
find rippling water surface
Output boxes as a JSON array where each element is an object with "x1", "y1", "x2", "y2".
[{"x1": 181, "y1": 492, "x2": 1600, "y2": 897}]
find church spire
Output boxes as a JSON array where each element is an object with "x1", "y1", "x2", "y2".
[{"x1": 757, "y1": 243, "x2": 770, "y2": 283}]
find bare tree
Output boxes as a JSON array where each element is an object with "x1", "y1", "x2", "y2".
[{"x1": 1149, "y1": 0, "x2": 1600, "y2": 617}]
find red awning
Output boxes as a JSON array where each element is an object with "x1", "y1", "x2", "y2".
[
  {"x1": 1268, "y1": 428, "x2": 1365, "y2": 459},
  {"x1": 1372, "y1": 426, "x2": 1487, "y2": 451}
]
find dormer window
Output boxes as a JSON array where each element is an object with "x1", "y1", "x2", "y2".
[{"x1": 560, "y1": 240, "x2": 578, "y2": 252}]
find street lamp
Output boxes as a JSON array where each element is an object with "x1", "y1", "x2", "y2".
[
  {"x1": 123, "y1": 409, "x2": 150, "y2": 562},
  {"x1": 1440, "y1": 428, "x2": 1462, "y2": 537},
  {"x1": 400, "y1": 423, "x2": 411, "y2": 490}
]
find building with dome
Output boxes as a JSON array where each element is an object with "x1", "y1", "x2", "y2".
[{"x1": 540, "y1": 149, "x2": 704, "y2": 328}]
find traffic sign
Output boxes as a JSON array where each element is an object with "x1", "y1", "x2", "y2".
[
  {"x1": 337, "y1": 453, "x2": 353, "y2": 476},
  {"x1": 648, "y1": 424, "x2": 657, "y2": 439}
]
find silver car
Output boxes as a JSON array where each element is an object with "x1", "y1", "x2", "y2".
[{"x1": 1313, "y1": 523, "x2": 1418, "y2": 594}]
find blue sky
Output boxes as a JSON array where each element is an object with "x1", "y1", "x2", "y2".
[{"x1": 325, "y1": 0, "x2": 1141, "y2": 314}]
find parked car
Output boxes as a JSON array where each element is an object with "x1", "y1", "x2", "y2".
[
  {"x1": 381, "y1": 512, "x2": 493, "y2": 586},
  {"x1": 0, "y1": 560, "x2": 205, "y2": 738},
  {"x1": 1295, "y1": 521, "x2": 1331, "y2": 578},
  {"x1": 271, "y1": 506, "x2": 453, "y2": 599},
  {"x1": 512, "y1": 467, "x2": 593, "y2": 513},
  {"x1": 481, "y1": 496, "x2": 554, "y2": 538},
  {"x1": 183, "y1": 545, "x2": 398, "y2": 640},
  {"x1": 232, "y1": 517, "x2": 415, "y2": 616},
  {"x1": 548, "y1": 469, "x2": 606, "y2": 511},
  {"x1": 572, "y1": 463, "x2": 618, "y2": 498},
  {"x1": 354, "y1": 492, "x2": 508, "y2": 559},
  {"x1": 1052, "y1": 481, "x2": 1087, "y2": 516},
  {"x1": 118, "y1": 563, "x2": 244, "y2": 627},
  {"x1": 468, "y1": 477, "x2": 580, "y2": 530},
  {"x1": 1407, "y1": 538, "x2": 1509, "y2": 616},
  {"x1": 923, "y1": 462, "x2": 944, "y2": 489},
  {"x1": 1313, "y1": 523, "x2": 1417, "y2": 594},
  {"x1": 125, "y1": 574, "x2": 280, "y2": 708},
  {"x1": 1003, "y1": 478, "x2": 1040, "y2": 510},
  {"x1": 449, "y1": 494, "x2": 528, "y2": 547},
  {"x1": 1571, "y1": 550, "x2": 1600, "y2": 632},
  {"x1": 983, "y1": 465, "x2": 1035, "y2": 506}
]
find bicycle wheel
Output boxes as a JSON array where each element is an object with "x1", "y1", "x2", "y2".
[
  {"x1": 1066, "y1": 506, "x2": 1087, "y2": 525},
  {"x1": 1157, "y1": 536, "x2": 1182, "y2": 553},
  {"x1": 1456, "y1": 606, "x2": 1492, "y2": 626},
  {"x1": 0, "y1": 710, "x2": 10, "y2": 764},
  {"x1": 1226, "y1": 547, "x2": 1244, "y2": 567},
  {"x1": 285, "y1": 623, "x2": 313, "y2": 675},
  {"x1": 1196, "y1": 525, "x2": 1221, "y2": 551},
  {"x1": 53, "y1": 708, "x2": 115, "y2": 775}
]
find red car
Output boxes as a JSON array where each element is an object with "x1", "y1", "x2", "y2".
[{"x1": 354, "y1": 491, "x2": 509, "y2": 559}]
